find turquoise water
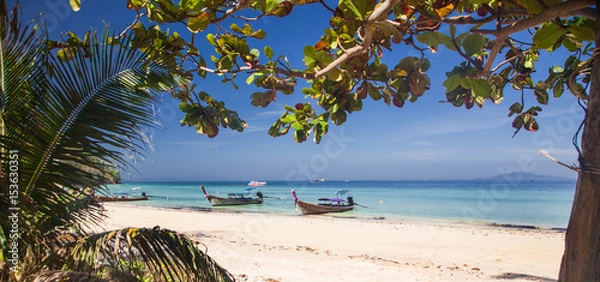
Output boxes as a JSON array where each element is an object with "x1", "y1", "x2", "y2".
[{"x1": 105, "y1": 180, "x2": 576, "y2": 228}]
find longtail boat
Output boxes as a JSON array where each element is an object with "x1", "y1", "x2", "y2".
[
  {"x1": 201, "y1": 186, "x2": 263, "y2": 206},
  {"x1": 96, "y1": 192, "x2": 149, "y2": 202},
  {"x1": 291, "y1": 190, "x2": 354, "y2": 215}
]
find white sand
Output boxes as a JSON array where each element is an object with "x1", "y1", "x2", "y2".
[{"x1": 95, "y1": 204, "x2": 565, "y2": 282}]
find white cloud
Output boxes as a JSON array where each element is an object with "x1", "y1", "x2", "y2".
[
  {"x1": 413, "y1": 141, "x2": 438, "y2": 147},
  {"x1": 255, "y1": 109, "x2": 285, "y2": 117}
]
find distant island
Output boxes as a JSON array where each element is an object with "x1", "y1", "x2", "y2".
[{"x1": 480, "y1": 172, "x2": 575, "y2": 181}]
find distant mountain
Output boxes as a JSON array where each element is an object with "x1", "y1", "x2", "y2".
[{"x1": 480, "y1": 172, "x2": 575, "y2": 181}]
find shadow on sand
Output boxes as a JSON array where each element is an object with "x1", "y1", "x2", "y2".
[{"x1": 491, "y1": 272, "x2": 557, "y2": 282}]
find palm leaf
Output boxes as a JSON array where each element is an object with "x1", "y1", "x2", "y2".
[
  {"x1": 0, "y1": 4, "x2": 185, "y2": 277},
  {"x1": 16, "y1": 28, "x2": 183, "y2": 238},
  {"x1": 26, "y1": 270, "x2": 109, "y2": 282},
  {"x1": 68, "y1": 227, "x2": 235, "y2": 282},
  {"x1": 0, "y1": 2, "x2": 49, "y2": 279}
]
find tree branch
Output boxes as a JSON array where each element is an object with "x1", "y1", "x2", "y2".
[
  {"x1": 540, "y1": 149, "x2": 580, "y2": 172},
  {"x1": 211, "y1": 0, "x2": 255, "y2": 24},
  {"x1": 118, "y1": 11, "x2": 145, "y2": 38},
  {"x1": 311, "y1": 0, "x2": 400, "y2": 79},
  {"x1": 473, "y1": 0, "x2": 595, "y2": 37},
  {"x1": 472, "y1": 0, "x2": 595, "y2": 77}
]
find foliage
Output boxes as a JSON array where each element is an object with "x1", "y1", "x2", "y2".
[
  {"x1": 61, "y1": 0, "x2": 595, "y2": 143},
  {"x1": 0, "y1": 3, "x2": 233, "y2": 281},
  {"x1": 9, "y1": 0, "x2": 597, "y2": 280}
]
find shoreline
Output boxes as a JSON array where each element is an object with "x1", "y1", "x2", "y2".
[
  {"x1": 95, "y1": 203, "x2": 565, "y2": 282},
  {"x1": 109, "y1": 202, "x2": 568, "y2": 232}
]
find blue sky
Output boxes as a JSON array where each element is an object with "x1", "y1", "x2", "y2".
[{"x1": 22, "y1": 0, "x2": 582, "y2": 181}]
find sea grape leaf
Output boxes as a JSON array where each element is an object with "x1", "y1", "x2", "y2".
[
  {"x1": 569, "y1": 25, "x2": 595, "y2": 41},
  {"x1": 264, "y1": 46, "x2": 274, "y2": 60},
  {"x1": 416, "y1": 32, "x2": 456, "y2": 51},
  {"x1": 470, "y1": 78, "x2": 491, "y2": 98},
  {"x1": 461, "y1": 34, "x2": 487, "y2": 57},
  {"x1": 444, "y1": 74, "x2": 461, "y2": 93},
  {"x1": 534, "y1": 88, "x2": 549, "y2": 105},
  {"x1": 533, "y1": 23, "x2": 564, "y2": 50},
  {"x1": 70, "y1": 0, "x2": 81, "y2": 11},
  {"x1": 187, "y1": 12, "x2": 210, "y2": 33}
]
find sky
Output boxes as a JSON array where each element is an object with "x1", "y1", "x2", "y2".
[{"x1": 19, "y1": 0, "x2": 584, "y2": 181}]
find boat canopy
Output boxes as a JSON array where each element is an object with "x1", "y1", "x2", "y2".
[
  {"x1": 318, "y1": 197, "x2": 345, "y2": 203},
  {"x1": 227, "y1": 193, "x2": 252, "y2": 198},
  {"x1": 335, "y1": 190, "x2": 350, "y2": 197}
]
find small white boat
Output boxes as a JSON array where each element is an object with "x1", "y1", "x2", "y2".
[{"x1": 248, "y1": 180, "x2": 267, "y2": 187}]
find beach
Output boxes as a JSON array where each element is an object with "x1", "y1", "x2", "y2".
[{"x1": 95, "y1": 204, "x2": 565, "y2": 282}]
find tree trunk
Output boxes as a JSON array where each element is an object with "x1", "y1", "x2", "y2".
[{"x1": 558, "y1": 4, "x2": 600, "y2": 281}]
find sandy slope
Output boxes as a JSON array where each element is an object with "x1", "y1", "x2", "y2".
[{"x1": 95, "y1": 204, "x2": 564, "y2": 282}]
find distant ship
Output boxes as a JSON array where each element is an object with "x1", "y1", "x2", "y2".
[
  {"x1": 248, "y1": 180, "x2": 267, "y2": 187},
  {"x1": 310, "y1": 178, "x2": 326, "y2": 183}
]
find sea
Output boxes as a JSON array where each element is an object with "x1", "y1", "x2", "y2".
[{"x1": 105, "y1": 179, "x2": 576, "y2": 229}]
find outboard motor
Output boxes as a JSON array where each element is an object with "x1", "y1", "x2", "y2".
[
  {"x1": 257, "y1": 191, "x2": 264, "y2": 199},
  {"x1": 347, "y1": 196, "x2": 354, "y2": 205}
]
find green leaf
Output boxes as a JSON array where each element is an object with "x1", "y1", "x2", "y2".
[
  {"x1": 70, "y1": 0, "x2": 81, "y2": 11},
  {"x1": 569, "y1": 25, "x2": 595, "y2": 41},
  {"x1": 562, "y1": 37, "x2": 580, "y2": 52},
  {"x1": 250, "y1": 30, "x2": 267, "y2": 39},
  {"x1": 303, "y1": 45, "x2": 317, "y2": 68},
  {"x1": 419, "y1": 59, "x2": 431, "y2": 72},
  {"x1": 181, "y1": 0, "x2": 204, "y2": 12},
  {"x1": 443, "y1": 74, "x2": 460, "y2": 93},
  {"x1": 368, "y1": 88, "x2": 382, "y2": 101},
  {"x1": 396, "y1": 56, "x2": 417, "y2": 72},
  {"x1": 57, "y1": 48, "x2": 77, "y2": 62},
  {"x1": 130, "y1": 0, "x2": 145, "y2": 7},
  {"x1": 339, "y1": 0, "x2": 363, "y2": 19},
  {"x1": 516, "y1": 0, "x2": 543, "y2": 13},
  {"x1": 533, "y1": 23, "x2": 564, "y2": 50},
  {"x1": 461, "y1": 34, "x2": 487, "y2": 57},
  {"x1": 187, "y1": 12, "x2": 210, "y2": 33},
  {"x1": 553, "y1": 82, "x2": 564, "y2": 98},
  {"x1": 551, "y1": 65, "x2": 564, "y2": 74},
  {"x1": 470, "y1": 78, "x2": 491, "y2": 98},
  {"x1": 264, "y1": 0, "x2": 279, "y2": 12},
  {"x1": 246, "y1": 74, "x2": 255, "y2": 85},
  {"x1": 387, "y1": 69, "x2": 408, "y2": 79},
  {"x1": 206, "y1": 33, "x2": 216, "y2": 45},
  {"x1": 217, "y1": 55, "x2": 233, "y2": 69},
  {"x1": 416, "y1": 32, "x2": 456, "y2": 50},
  {"x1": 460, "y1": 77, "x2": 473, "y2": 89},
  {"x1": 281, "y1": 113, "x2": 296, "y2": 123},
  {"x1": 230, "y1": 23, "x2": 243, "y2": 34},
  {"x1": 269, "y1": 1, "x2": 294, "y2": 17},
  {"x1": 508, "y1": 102, "x2": 522, "y2": 117},
  {"x1": 534, "y1": 89, "x2": 549, "y2": 105},
  {"x1": 264, "y1": 46, "x2": 274, "y2": 60}
]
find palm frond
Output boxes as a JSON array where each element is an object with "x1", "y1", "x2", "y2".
[
  {"x1": 26, "y1": 270, "x2": 109, "y2": 282},
  {"x1": 68, "y1": 227, "x2": 235, "y2": 282},
  {"x1": 0, "y1": 2, "x2": 49, "y2": 279},
  {"x1": 0, "y1": 5, "x2": 186, "y2": 276},
  {"x1": 14, "y1": 28, "x2": 184, "y2": 238}
]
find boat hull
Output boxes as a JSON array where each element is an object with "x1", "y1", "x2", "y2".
[
  {"x1": 208, "y1": 196, "x2": 263, "y2": 206},
  {"x1": 96, "y1": 196, "x2": 149, "y2": 202},
  {"x1": 297, "y1": 200, "x2": 353, "y2": 215}
]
